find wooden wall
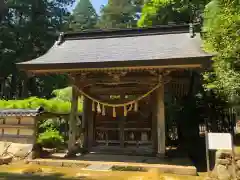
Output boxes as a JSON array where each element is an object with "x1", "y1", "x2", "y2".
[{"x1": 0, "y1": 116, "x2": 37, "y2": 144}]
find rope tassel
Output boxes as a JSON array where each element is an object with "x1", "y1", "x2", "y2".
[
  {"x1": 97, "y1": 102, "x2": 101, "y2": 113},
  {"x1": 102, "y1": 105, "x2": 106, "y2": 116},
  {"x1": 124, "y1": 105, "x2": 127, "y2": 116},
  {"x1": 128, "y1": 104, "x2": 133, "y2": 112},
  {"x1": 134, "y1": 102, "x2": 138, "y2": 112},
  {"x1": 113, "y1": 107, "x2": 116, "y2": 117},
  {"x1": 92, "y1": 101, "x2": 95, "y2": 111}
]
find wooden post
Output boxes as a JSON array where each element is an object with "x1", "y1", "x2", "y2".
[
  {"x1": 68, "y1": 86, "x2": 78, "y2": 152},
  {"x1": 87, "y1": 98, "x2": 94, "y2": 150},
  {"x1": 22, "y1": 75, "x2": 28, "y2": 98},
  {"x1": 151, "y1": 92, "x2": 157, "y2": 154},
  {"x1": 205, "y1": 131, "x2": 210, "y2": 175},
  {"x1": 156, "y1": 82, "x2": 166, "y2": 157},
  {"x1": 82, "y1": 96, "x2": 88, "y2": 149},
  {"x1": 31, "y1": 116, "x2": 39, "y2": 159},
  {"x1": 231, "y1": 134, "x2": 237, "y2": 180},
  {"x1": 120, "y1": 116, "x2": 125, "y2": 148}
]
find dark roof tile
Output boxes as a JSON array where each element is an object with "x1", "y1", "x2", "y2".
[
  {"x1": 0, "y1": 107, "x2": 44, "y2": 117},
  {"x1": 17, "y1": 25, "x2": 213, "y2": 71}
]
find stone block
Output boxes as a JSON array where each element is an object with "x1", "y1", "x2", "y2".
[
  {"x1": 216, "y1": 164, "x2": 231, "y2": 180},
  {"x1": 236, "y1": 169, "x2": 240, "y2": 178},
  {"x1": 216, "y1": 150, "x2": 232, "y2": 160},
  {"x1": 216, "y1": 159, "x2": 231, "y2": 165},
  {"x1": 0, "y1": 141, "x2": 11, "y2": 155},
  {"x1": 235, "y1": 154, "x2": 240, "y2": 161},
  {"x1": 7, "y1": 143, "x2": 33, "y2": 158},
  {"x1": 236, "y1": 160, "x2": 240, "y2": 169}
]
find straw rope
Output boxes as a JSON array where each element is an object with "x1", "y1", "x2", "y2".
[
  {"x1": 73, "y1": 75, "x2": 170, "y2": 117},
  {"x1": 74, "y1": 83, "x2": 161, "y2": 108},
  {"x1": 74, "y1": 83, "x2": 161, "y2": 117}
]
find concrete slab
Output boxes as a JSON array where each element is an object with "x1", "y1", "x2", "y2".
[
  {"x1": 28, "y1": 153, "x2": 197, "y2": 176},
  {"x1": 84, "y1": 164, "x2": 113, "y2": 171}
]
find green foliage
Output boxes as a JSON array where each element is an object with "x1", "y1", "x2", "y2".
[
  {"x1": 39, "y1": 118, "x2": 62, "y2": 132},
  {"x1": 97, "y1": 0, "x2": 143, "y2": 29},
  {"x1": 52, "y1": 87, "x2": 72, "y2": 101},
  {"x1": 0, "y1": 96, "x2": 82, "y2": 114},
  {"x1": 51, "y1": 86, "x2": 83, "y2": 106},
  {"x1": 70, "y1": 0, "x2": 98, "y2": 31},
  {"x1": 138, "y1": 0, "x2": 209, "y2": 27},
  {"x1": 202, "y1": 0, "x2": 240, "y2": 103},
  {"x1": 0, "y1": 86, "x2": 83, "y2": 113},
  {"x1": 37, "y1": 129, "x2": 64, "y2": 148}
]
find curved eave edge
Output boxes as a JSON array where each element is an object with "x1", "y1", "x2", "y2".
[{"x1": 16, "y1": 56, "x2": 213, "y2": 74}]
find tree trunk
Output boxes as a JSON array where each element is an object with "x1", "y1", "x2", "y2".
[
  {"x1": 10, "y1": 74, "x2": 17, "y2": 98},
  {"x1": 21, "y1": 74, "x2": 29, "y2": 98},
  {"x1": 28, "y1": 77, "x2": 37, "y2": 96},
  {"x1": 0, "y1": 0, "x2": 6, "y2": 22}
]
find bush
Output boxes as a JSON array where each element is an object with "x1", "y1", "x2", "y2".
[{"x1": 37, "y1": 130, "x2": 64, "y2": 149}]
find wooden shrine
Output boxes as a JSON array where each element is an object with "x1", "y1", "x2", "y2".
[{"x1": 17, "y1": 24, "x2": 213, "y2": 157}]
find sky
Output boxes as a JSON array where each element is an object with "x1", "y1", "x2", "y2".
[{"x1": 70, "y1": 0, "x2": 108, "y2": 14}]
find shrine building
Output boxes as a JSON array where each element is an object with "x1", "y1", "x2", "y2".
[{"x1": 17, "y1": 24, "x2": 213, "y2": 157}]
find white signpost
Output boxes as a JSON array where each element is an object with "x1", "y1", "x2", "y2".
[
  {"x1": 205, "y1": 132, "x2": 236, "y2": 178},
  {"x1": 208, "y1": 133, "x2": 232, "y2": 150}
]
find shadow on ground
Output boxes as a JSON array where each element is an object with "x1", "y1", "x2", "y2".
[{"x1": 0, "y1": 172, "x2": 94, "y2": 180}]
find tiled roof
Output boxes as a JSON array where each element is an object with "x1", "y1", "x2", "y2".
[
  {"x1": 17, "y1": 24, "x2": 213, "y2": 71},
  {"x1": 0, "y1": 107, "x2": 44, "y2": 117}
]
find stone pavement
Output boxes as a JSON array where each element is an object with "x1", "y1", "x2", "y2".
[{"x1": 28, "y1": 154, "x2": 197, "y2": 176}]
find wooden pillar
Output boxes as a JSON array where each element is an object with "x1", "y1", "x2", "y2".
[
  {"x1": 156, "y1": 82, "x2": 166, "y2": 157},
  {"x1": 151, "y1": 92, "x2": 157, "y2": 154},
  {"x1": 87, "y1": 98, "x2": 94, "y2": 150},
  {"x1": 68, "y1": 86, "x2": 78, "y2": 152},
  {"x1": 82, "y1": 96, "x2": 88, "y2": 149},
  {"x1": 120, "y1": 116, "x2": 125, "y2": 148},
  {"x1": 31, "y1": 116, "x2": 40, "y2": 159}
]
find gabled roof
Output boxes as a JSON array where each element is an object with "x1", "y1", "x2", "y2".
[{"x1": 17, "y1": 24, "x2": 213, "y2": 73}]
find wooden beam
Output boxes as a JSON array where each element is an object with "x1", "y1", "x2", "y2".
[
  {"x1": 29, "y1": 64, "x2": 202, "y2": 74},
  {"x1": 75, "y1": 76, "x2": 159, "y2": 87},
  {"x1": 87, "y1": 86, "x2": 156, "y2": 95},
  {"x1": 81, "y1": 76, "x2": 175, "y2": 96}
]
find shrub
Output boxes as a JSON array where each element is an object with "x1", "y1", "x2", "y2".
[{"x1": 37, "y1": 129, "x2": 64, "y2": 149}]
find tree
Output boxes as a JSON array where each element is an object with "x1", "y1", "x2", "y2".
[
  {"x1": 0, "y1": 0, "x2": 74, "y2": 99},
  {"x1": 70, "y1": 0, "x2": 98, "y2": 31},
  {"x1": 97, "y1": 0, "x2": 143, "y2": 29},
  {"x1": 137, "y1": 0, "x2": 210, "y2": 27},
  {"x1": 202, "y1": 0, "x2": 240, "y2": 103}
]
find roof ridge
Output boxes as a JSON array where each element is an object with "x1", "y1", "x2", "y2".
[{"x1": 59, "y1": 24, "x2": 197, "y2": 42}]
